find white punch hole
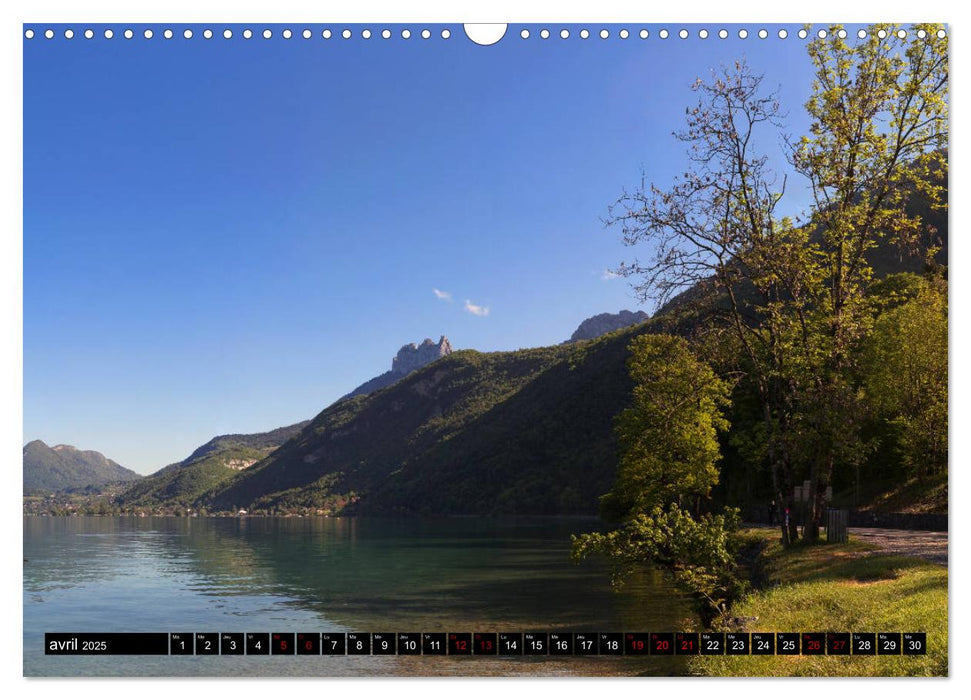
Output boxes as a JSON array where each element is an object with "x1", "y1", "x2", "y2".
[{"x1": 464, "y1": 24, "x2": 507, "y2": 46}]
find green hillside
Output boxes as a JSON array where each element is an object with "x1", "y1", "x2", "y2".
[
  {"x1": 119, "y1": 446, "x2": 269, "y2": 508},
  {"x1": 176, "y1": 421, "x2": 310, "y2": 467},
  {"x1": 23, "y1": 440, "x2": 140, "y2": 493},
  {"x1": 206, "y1": 331, "x2": 649, "y2": 515},
  {"x1": 119, "y1": 421, "x2": 308, "y2": 508}
]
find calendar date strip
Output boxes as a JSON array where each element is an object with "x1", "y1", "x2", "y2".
[{"x1": 45, "y1": 632, "x2": 926, "y2": 656}]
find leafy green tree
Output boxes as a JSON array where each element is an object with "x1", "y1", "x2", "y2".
[
  {"x1": 600, "y1": 334, "x2": 730, "y2": 521},
  {"x1": 866, "y1": 272, "x2": 933, "y2": 313},
  {"x1": 791, "y1": 23, "x2": 948, "y2": 538},
  {"x1": 573, "y1": 505, "x2": 743, "y2": 621},
  {"x1": 607, "y1": 24, "x2": 947, "y2": 543},
  {"x1": 862, "y1": 277, "x2": 947, "y2": 477},
  {"x1": 605, "y1": 57, "x2": 823, "y2": 545},
  {"x1": 574, "y1": 335, "x2": 741, "y2": 619}
]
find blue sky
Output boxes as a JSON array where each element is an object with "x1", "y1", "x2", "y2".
[{"x1": 24, "y1": 24, "x2": 821, "y2": 472}]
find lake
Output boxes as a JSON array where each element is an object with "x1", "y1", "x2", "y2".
[{"x1": 23, "y1": 516, "x2": 696, "y2": 676}]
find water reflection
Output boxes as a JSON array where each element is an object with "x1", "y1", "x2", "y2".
[{"x1": 24, "y1": 516, "x2": 697, "y2": 676}]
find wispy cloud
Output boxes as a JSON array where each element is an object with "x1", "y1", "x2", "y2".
[
  {"x1": 601, "y1": 268, "x2": 622, "y2": 280},
  {"x1": 433, "y1": 288, "x2": 452, "y2": 301},
  {"x1": 464, "y1": 299, "x2": 490, "y2": 317}
]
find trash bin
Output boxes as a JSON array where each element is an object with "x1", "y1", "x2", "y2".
[{"x1": 826, "y1": 508, "x2": 848, "y2": 543}]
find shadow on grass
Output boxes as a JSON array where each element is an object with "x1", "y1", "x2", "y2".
[{"x1": 763, "y1": 540, "x2": 930, "y2": 587}]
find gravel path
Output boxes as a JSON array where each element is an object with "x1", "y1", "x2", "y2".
[
  {"x1": 746, "y1": 524, "x2": 949, "y2": 565},
  {"x1": 849, "y1": 527, "x2": 948, "y2": 565}
]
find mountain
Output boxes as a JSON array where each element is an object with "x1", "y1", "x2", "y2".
[
  {"x1": 342, "y1": 336, "x2": 453, "y2": 399},
  {"x1": 201, "y1": 325, "x2": 647, "y2": 515},
  {"x1": 117, "y1": 173, "x2": 949, "y2": 516},
  {"x1": 567, "y1": 310, "x2": 649, "y2": 342},
  {"x1": 119, "y1": 421, "x2": 309, "y2": 507},
  {"x1": 23, "y1": 440, "x2": 140, "y2": 493},
  {"x1": 119, "y1": 335, "x2": 455, "y2": 508},
  {"x1": 175, "y1": 422, "x2": 311, "y2": 469}
]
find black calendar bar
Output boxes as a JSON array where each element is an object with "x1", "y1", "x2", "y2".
[
  {"x1": 45, "y1": 633, "x2": 169, "y2": 655},
  {"x1": 42, "y1": 632, "x2": 927, "y2": 656}
]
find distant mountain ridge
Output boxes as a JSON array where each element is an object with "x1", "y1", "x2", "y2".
[
  {"x1": 121, "y1": 421, "x2": 311, "y2": 507},
  {"x1": 175, "y1": 421, "x2": 311, "y2": 470},
  {"x1": 567, "y1": 310, "x2": 649, "y2": 342},
  {"x1": 23, "y1": 440, "x2": 140, "y2": 493}
]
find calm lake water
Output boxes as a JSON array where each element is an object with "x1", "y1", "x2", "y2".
[{"x1": 23, "y1": 516, "x2": 695, "y2": 676}]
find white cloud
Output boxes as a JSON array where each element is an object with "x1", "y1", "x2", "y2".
[
  {"x1": 601, "y1": 268, "x2": 622, "y2": 280},
  {"x1": 432, "y1": 288, "x2": 452, "y2": 301},
  {"x1": 464, "y1": 299, "x2": 490, "y2": 317}
]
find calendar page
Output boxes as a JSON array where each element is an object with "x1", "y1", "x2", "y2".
[{"x1": 20, "y1": 8, "x2": 949, "y2": 683}]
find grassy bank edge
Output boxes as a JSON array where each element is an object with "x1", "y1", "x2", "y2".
[{"x1": 688, "y1": 528, "x2": 947, "y2": 677}]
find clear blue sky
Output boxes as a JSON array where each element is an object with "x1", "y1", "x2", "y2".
[{"x1": 24, "y1": 24, "x2": 821, "y2": 473}]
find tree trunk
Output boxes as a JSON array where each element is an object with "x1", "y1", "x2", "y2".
[
  {"x1": 778, "y1": 460, "x2": 799, "y2": 546},
  {"x1": 804, "y1": 466, "x2": 821, "y2": 542}
]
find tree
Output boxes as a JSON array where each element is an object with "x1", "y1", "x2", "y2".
[
  {"x1": 607, "y1": 25, "x2": 947, "y2": 543},
  {"x1": 572, "y1": 505, "x2": 743, "y2": 622},
  {"x1": 573, "y1": 335, "x2": 739, "y2": 620},
  {"x1": 791, "y1": 23, "x2": 947, "y2": 538},
  {"x1": 600, "y1": 334, "x2": 730, "y2": 522},
  {"x1": 607, "y1": 59, "x2": 812, "y2": 545},
  {"x1": 862, "y1": 277, "x2": 947, "y2": 477}
]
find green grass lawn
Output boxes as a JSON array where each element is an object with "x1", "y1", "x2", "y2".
[{"x1": 690, "y1": 530, "x2": 947, "y2": 676}]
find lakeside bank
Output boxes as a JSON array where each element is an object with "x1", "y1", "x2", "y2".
[{"x1": 690, "y1": 528, "x2": 948, "y2": 677}]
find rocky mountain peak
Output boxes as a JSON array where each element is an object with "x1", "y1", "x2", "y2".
[
  {"x1": 391, "y1": 335, "x2": 453, "y2": 376},
  {"x1": 342, "y1": 335, "x2": 455, "y2": 400}
]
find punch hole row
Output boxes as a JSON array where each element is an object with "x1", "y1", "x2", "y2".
[
  {"x1": 520, "y1": 27, "x2": 946, "y2": 40},
  {"x1": 23, "y1": 26, "x2": 948, "y2": 42},
  {"x1": 23, "y1": 27, "x2": 456, "y2": 41}
]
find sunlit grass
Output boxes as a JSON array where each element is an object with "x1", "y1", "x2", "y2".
[{"x1": 691, "y1": 530, "x2": 947, "y2": 676}]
